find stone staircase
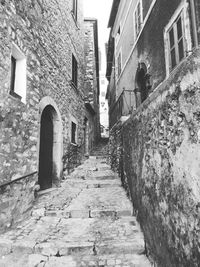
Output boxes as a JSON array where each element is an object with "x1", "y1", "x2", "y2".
[
  {"x1": 90, "y1": 138, "x2": 109, "y2": 158},
  {"x1": 0, "y1": 143, "x2": 152, "y2": 267}
]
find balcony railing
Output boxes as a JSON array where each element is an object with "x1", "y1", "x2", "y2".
[{"x1": 109, "y1": 89, "x2": 135, "y2": 128}]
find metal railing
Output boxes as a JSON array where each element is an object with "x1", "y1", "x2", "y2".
[{"x1": 109, "y1": 89, "x2": 135, "y2": 128}]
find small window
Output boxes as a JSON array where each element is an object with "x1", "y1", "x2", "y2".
[
  {"x1": 167, "y1": 13, "x2": 185, "y2": 71},
  {"x1": 115, "y1": 25, "x2": 121, "y2": 45},
  {"x1": 134, "y1": 0, "x2": 143, "y2": 40},
  {"x1": 10, "y1": 56, "x2": 17, "y2": 94},
  {"x1": 71, "y1": 121, "x2": 77, "y2": 144},
  {"x1": 72, "y1": 0, "x2": 78, "y2": 20},
  {"x1": 117, "y1": 52, "x2": 122, "y2": 78},
  {"x1": 10, "y1": 43, "x2": 26, "y2": 103},
  {"x1": 72, "y1": 54, "x2": 78, "y2": 88},
  {"x1": 117, "y1": 26, "x2": 121, "y2": 35}
]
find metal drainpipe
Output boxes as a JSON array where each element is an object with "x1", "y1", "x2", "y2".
[{"x1": 189, "y1": 0, "x2": 198, "y2": 47}]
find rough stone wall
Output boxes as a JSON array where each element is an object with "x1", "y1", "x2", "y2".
[
  {"x1": 0, "y1": 0, "x2": 87, "y2": 231},
  {"x1": 0, "y1": 172, "x2": 38, "y2": 233},
  {"x1": 84, "y1": 19, "x2": 100, "y2": 146},
  {"x1": 0, "y1": 0, "x2": 86, "y2": 184},
  {"x1": 110, "y1": 48, "x2": 200, "y2": 266}
]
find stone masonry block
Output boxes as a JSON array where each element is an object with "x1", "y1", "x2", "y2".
[
  {"x1": 70, "y1": 210, "x2": 90, "y2": 218},
  {"x1": 0, "y1": 238, "x2": 12, "y2": 256}
]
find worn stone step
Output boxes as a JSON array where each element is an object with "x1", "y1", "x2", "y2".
[
  {"x1": 89, "y1": 155, "x2": 108, "y2": 160},
  {"x1": 66, "y1": 179, "x2": 121, "y2": 188},
  {"x1": 65, "y1": 187, "x2": 132, "y2": 212},
  {"x1": 0, "y1": 252, "x2": 152, "y2": 267},
  {"x1": 43, "y1": 209, "x2": 132, "y2": 219},
  {"x1": 0, "y1": 238, "x2": 145, "y2": 258},
  {"x1": 34, "y1": 241, "x2": 94, "y2": 256}
]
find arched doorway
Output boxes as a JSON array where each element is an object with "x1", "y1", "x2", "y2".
[
  {"x1": 135, "y1": 63, "x2": 151, "y2": 107},
  {"x1": 39, "y1": 105, "x2": 54, "y2": 190},
  {"x1": 38, "y1": 97, "x2": 63, "y2": 190}
]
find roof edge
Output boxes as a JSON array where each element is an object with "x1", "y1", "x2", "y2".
[{"x1": 107, "y1": 0, "x2": 120, "y2": 28}]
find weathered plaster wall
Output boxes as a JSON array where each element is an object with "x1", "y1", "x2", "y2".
[
  {"x1": 112, "y1": 0, "x2": 195, "y2": 110},
  {"x1": 109, "y1": 48, "x2": 200, "y2": 266}
]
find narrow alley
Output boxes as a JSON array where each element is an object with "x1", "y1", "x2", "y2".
[
  {"x1": 0, "y1": 142, "x2": 151, "y2": 267},
  {"x1": 2, "y1": 1, "x2": 200, "y2": 266}
]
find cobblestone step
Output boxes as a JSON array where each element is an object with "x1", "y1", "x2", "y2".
[
  {"x1": 0, "y1": 146, "x2": 152, "y2": 267},
  {"x1": 32, "y1": 208, "x2": 132, "y2": 219},
  {"x1": 0, "y1": 252, "x2": 152, "y2": 267},
  {"x1": 0, "y1": 238, "x2": 145, "y2": 258},
  {"x1": 66, "y1": 179, "x2": 121, "y2": 188}
]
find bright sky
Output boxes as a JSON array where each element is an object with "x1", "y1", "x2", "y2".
[{"x1": 83, "y1": 0, "x2": 113, "y2": 73}]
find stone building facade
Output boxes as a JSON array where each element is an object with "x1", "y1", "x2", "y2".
[
  {"x1": 84, "y1": 18, "x2": 100, "y2": 154},
  {"x1": 99, "y1": 73, "x2": 109, "y2": 138},
  {"x1": 0, "y1": 0, "x2": 99, "y2": 232},
  {"x1": 107, "y1": 0, "x2": 200, "y2": 266}
]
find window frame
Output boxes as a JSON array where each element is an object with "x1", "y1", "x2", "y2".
[
  {"x1": 72, "y1": 54, "x2": 78, "y2": 88},
  {"x1": 133, "y1": 0, "x2": 143, "y2": 42},
  {"x1": 115, "y1": 23, "x2": 122, "y2": 47},
  {"x1": 71, "y1": 121, "x2": 77, "y2": 144},
  {"x1": 72, "y1": 0, "x2": 78, "y2": 21},
  {"x1": 10, "y1": 56, "x2": 17, "y2": 94},
  {"x1": 164, "y1": 2, "x2": 193, "y2": 77},
  {"x1": 10, "y1": 43, "x2": 26, "y2": 103},
  {"x1": 167, "y1": 12, "x2": 185, "y2": 72},
  {"x1": 117, "y1": 50, "x2": 122, "y2": 79}
]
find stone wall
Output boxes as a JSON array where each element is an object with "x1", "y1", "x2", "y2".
[
  {"x1": 84, "y1": 19, "x2": 100, "y2": 147},
  {"x1": 0, "y1": 0, "x2": 88, "y2": 230},
  {"x1": 0, "y1": 172, "x2": 38, "y2": 233},
  {"x1": 0, "y1": 0, "x2": 86, "y2": 184},
  {"x1": 109, "y1": 48, "x2": 200, "y2": 266}
]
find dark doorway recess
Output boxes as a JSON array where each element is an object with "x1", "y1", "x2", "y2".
[
  {"x1": 135, "y1": 62, "x2": 151, "y2": 107},
  {"x1": 39, "y1": 105, "x2": 54, "y2": 190}
]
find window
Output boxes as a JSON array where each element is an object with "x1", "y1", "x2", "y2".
[
  {"x1": 72, "y1": 54, "x2": 78, "y2": 88},
  {"x1": 10, "y1": 43, "x2": 26, "y2": 103},
  {"x1": 167, "y1": 13, "x2": 185, "y2": 71},
  {"x1": 71, "y1": 121, "x2": 77, "y2": 144},
  {"x1": 115, "y1": 25, "x2": 121, "y2": 45},
  {"x1": 164, "y1": 3, "x2": 193, "y2": 76},
  {"x1": 134, "y1": 0, "x2": 143, "y2": 40},
  {"x1": 10, "y1": 56, "x2": 16, "y2": 94},
  {"x1": 117, "y1": 52, "x2": 122, "y2": 78},
  {"x1": 72, "y1": 0, "x2": 78, "y2": 20}
]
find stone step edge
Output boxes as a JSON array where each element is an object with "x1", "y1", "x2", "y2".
[
  {"x1": 0, "y1": 253, "x2": 152, "y2": 267},
  {"x1": 33, "y1": 209, "x2": 133, "y2": 219},
  {"x1": 0, "y1": 239, "x2": 145, "y2": 258},
  {"x1": 64, "y1": 181, "x2": 121, "y2": 188}
]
